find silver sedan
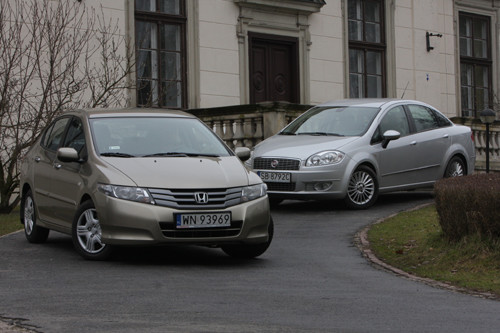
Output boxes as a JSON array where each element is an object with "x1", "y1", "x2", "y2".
[{"x1": 249, "y1": 99, "x2": 475, "y2": 209}]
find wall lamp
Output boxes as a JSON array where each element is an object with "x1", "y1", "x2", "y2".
[
  {"x1": 479, "y1": 108, "x2": 496, "y2": 173},
  {"x1": 426, "y1": 32, "x2": 442, "y2": 52}
]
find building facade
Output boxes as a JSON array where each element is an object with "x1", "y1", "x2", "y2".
[{"x1": 85, "y1": 0, "x2": 498, "y2": 121}]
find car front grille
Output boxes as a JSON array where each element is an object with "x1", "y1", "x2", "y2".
[
  {"x1": 159, "y1": 221, "x2": 243, "y2": 238},
  {"x1": 253, "y1": 158, "x2": 300, "y2": 170},
  {"x1": 266, "y1": 183, "x2": 296, "y2": 191},
  {"x1": 148, "y1": 187, "x2": 242, "y2": 209}
]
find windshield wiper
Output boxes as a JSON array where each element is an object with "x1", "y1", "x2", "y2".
[
  {"x1": 189, "y1": 153, "x2": 220, "y2": 158},
  {"x1": 279, "y1": 131, "x2": 297, "y2": 135},
  {"x1": 297, "y1": 132, "x2": 344, "y2": 136},
  {"x1": 100, "y1": 152, "x2": 135, "y2": 158},
  {"x1": 142, "y1": 152, "x2": 220, "y2": 158},
  {"x1": 142, "y1": 152, "x2": 189, "y2": 157}
]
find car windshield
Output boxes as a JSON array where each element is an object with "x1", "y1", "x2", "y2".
[
  {"x1": 90, "y1": 116, "x2": 232, "y2": 157},
  {"x1": 280, "y1": 106, "x2": 380, "y2": 137}
]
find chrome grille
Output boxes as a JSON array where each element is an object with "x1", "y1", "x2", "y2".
[
  {"x1": 253, "y1": 158, "x2": 300, "y2": 170},
  {"x1": 148, "y1": 187, "x2": 242, "y2": 209},
  {"x1": 159, "y1": 221, "x2": 243, "y2": 238},
  {"x1": 266, "y1": 183, "x2": 296, "y2": 191}
]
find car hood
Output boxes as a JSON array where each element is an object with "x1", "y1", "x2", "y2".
[
  {"x1": 102, "y1": 156, "x2": 251, "y2": 188},
  {"x1": 254, "y1": 134, "x2": 359, "y2": 159}
]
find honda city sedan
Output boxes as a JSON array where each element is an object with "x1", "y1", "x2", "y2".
[
  {"x1": 20, "y1": 109, "x2": 272, "y2": 260},
  {"x1": 249, "y1": 99, "x2": 475, "y2": 209}
]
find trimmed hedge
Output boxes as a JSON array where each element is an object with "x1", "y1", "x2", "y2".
[{"x1": 434, "y1": 173, "x2": 500, "y2": 241}]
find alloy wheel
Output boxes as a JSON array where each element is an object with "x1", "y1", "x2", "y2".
[
  {"x1": 76, "y1": 208, "x2": 106, "y2": 254},
  {"x1": 347, "y1": 170, "x2": 375, "y2": 206}
]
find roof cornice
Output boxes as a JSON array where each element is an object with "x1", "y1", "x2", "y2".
[{"x1": 234, "y1": 0, "x2": 326, "y2": 15}]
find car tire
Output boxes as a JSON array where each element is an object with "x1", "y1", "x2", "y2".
[
  {"x1": 72, "y1": 200, "x2": 113, "y2": 260},
  {"x1": 444, "y1": 156, "x2": 465, "y2": 178},
  {"x1": 22, "y1": 190, "x2": 50, "y2": 243},
  {"x1": 221, "y1": 217, "x2": 274, "y2": 259},
  {"x1": 344, "y1": 166, "x2": 379, "y2": 210}
]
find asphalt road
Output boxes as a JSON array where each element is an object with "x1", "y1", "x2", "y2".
[{"x1": 1, "y1": 191, "x2": 500, "y2": 332}]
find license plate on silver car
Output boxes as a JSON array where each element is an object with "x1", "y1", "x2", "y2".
[
  {"x1": 175, "y1": 212, "x2": 231, "y2": 229},
  {"x1": 258, "y1": 171, "x2": 291, "y2": 183}
]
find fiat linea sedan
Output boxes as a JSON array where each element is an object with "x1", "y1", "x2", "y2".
[
  {"x1": 249, "y1": 99, "x2": 475, "y2": 209},
  {"x1": 20, "y1": 109, "x2": 272, "y2": 260}
]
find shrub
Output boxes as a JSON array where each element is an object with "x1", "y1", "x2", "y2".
[{"x1": 434, "y1": 173, "x2": 500, "y2": 241}]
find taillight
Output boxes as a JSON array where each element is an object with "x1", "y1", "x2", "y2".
[{"x1": 471, "y1": 132, "x2": 474, "y2": 142}]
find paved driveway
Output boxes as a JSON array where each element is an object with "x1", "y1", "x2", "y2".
[{"x1": 1, "y1": 192, "x2": 499, "y2": 332}]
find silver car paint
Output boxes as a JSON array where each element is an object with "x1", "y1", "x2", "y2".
[{"x1": 251, "y1": 99, "x2": 475, "y2": 202}]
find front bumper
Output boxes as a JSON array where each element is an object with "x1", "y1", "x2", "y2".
[
  {"x1": 95, "y1": 193, "x2": 270, "y2": 246},
  {"x1": 255, "y1": 165, "x2": 350, "y2": 201}
]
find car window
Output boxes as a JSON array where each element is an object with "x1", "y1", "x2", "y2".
[
  {"x1": 379, "y1": 106, "x2": 410, "y2": 136},
  {"x1": 63, "y1": 118, "x2": 86, "y2": 154},
  {"x1": 371, "y1": 106, "x2": 410, "y2": 143},
  {"x1": 90, "y1": 117, "x2": 232, "y2": 157},
  {"x1": 407, "y1": 105, "x2": 439, "y2": 132},
  {"x1": 41, "y1": 117, "x2": 70, "y2": 152},
  {"x1": 432, "y1": 109, "x2": 453, "y2": 127}
]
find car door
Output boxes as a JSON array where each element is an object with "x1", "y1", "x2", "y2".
[
  {"x1": 372, "y1": 105, "x2": 418, "y2": 189},
  {"x1": 405, "y1": 104, "x2": 449, "y2": 183},
  {"x1": 32, "y1": 117, "x2": 71, "y2": 225},
  {"x1": 49, "y1": 116, "x2": 88, "y2": 229}
]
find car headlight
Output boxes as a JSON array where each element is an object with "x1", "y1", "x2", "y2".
[
  {"x1": 306, "y1": 150, "x2": 345, "y2": 166},
  {"x1": 241, "y1": 183, "x2": 267, "y2": 202},
  {"x1": 97, "y1": 184, "x2": 154, "y2": 204}
]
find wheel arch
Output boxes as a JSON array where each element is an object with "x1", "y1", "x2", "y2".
[
  {"x1": 79, "y1": 194, "x2": 93, "y2": 205},
  {"x1": 20, "y1": 183, "x2": 33, "y2": 224},
  {"x1": 444, "y1": 153, "x2": 468, "y2": 177}
]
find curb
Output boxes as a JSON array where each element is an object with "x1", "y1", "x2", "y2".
[{"x1": 354, "y1": 203, "x2": 499, "y2": 301}]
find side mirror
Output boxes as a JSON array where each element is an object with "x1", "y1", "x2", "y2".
[
  {"x1": 235, "y1": 147, "x2": 251, "y2": 162},
  {"x1": 381, "y1": 130, "x2": 401, "y2": 149},
  {"x1": 57, "y1": 147, "x2": 81, "y2": 163}
]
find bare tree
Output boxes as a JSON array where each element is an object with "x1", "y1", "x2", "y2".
[{"x1": 0, "y1": 0, "x2": 135, "y2": 213}]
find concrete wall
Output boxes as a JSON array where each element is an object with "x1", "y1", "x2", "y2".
[
  {"x1": 198, "y1": 0, "x2": 241, "y2": 107},
  {"x1": 308, "y1": 1, "x2": 345, "y2": 104},
  {"x1": 13, "y1": 0, "x2": 500, "y2": 119}
]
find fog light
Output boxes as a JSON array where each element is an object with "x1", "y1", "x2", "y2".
[{"x1": 313, "y1": 182, "x2": 332, "y2": 191}]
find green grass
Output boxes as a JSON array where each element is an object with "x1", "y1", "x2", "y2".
[
  {"x1": 368, "y1": 204, "x2": 500, "y2": 297},
  {"x1": 0, "y1": 208, "x2": 23, "y2": 236}
]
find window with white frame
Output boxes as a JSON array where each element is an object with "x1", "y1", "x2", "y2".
[
  {"x1": 348, "y1": 0, "x2": 386, "y2": 98},
  {"x1": 135, "y1": 0, "x2": 186, "y2": 108},
  {"x1": 459, "y1": 12, "x2": 492, "y2": 118}
]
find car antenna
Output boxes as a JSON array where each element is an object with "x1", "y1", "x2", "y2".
[{"x1": 400, "y1": 81, "x2": 409, "y2": 99}]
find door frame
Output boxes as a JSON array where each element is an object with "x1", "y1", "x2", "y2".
[{"x1": 248, "y1": 32, "x2": 300, "y2": 104}]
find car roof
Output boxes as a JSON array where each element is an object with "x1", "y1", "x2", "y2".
[
  {"x1": 64, "y1": 108, "x2": 194, "y2": 119},
  {"x1": 318, "y1": 98, "x2": 429, "y2": 108}
]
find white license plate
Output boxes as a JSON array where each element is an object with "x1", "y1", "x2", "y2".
[
  {"x1": 258, "y1": 171, "x2": 291, "y2": 183},
  {"x1": 175, "y1": 212, "x2": 231, "y2": 229}
]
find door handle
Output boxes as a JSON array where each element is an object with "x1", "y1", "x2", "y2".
[
  {"x1": 34, "y1": 156, "x2": 41, "y2": 163},
  {"x1": 53, "y1": 163, "x2": 62, "y2": 170},
  {"x1": 410, "y1": 141, "x2": 417, "y2": 146},
  {"x1": 443, "y1": 134, "x2": 449, "y2": 139}
]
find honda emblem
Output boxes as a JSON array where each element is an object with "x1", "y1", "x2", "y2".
[{"x1": 194, "y1": 192, "x2": 208, "y2": 204}]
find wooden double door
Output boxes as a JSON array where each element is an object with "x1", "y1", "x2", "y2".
[{"x1": 249, "y1": 33, "x2": 299, "y2": 104}]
